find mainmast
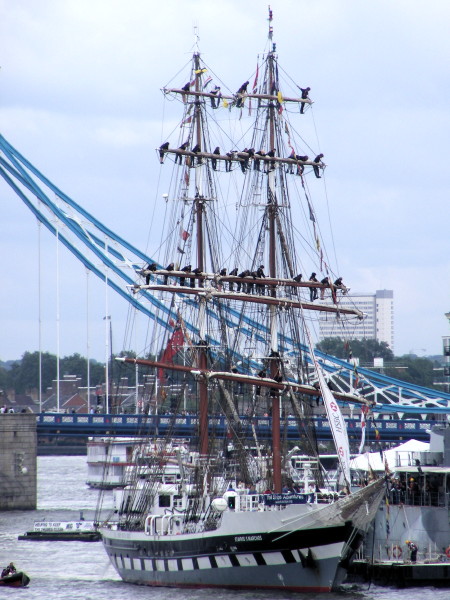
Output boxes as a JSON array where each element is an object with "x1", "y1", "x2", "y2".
[{"x1": 266, "y1": 8, "x2": 282, "y2": 493}]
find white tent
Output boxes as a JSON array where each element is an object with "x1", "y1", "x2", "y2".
[{"x1": 350, "y1": 439, "x2": 429, "y2": 472}]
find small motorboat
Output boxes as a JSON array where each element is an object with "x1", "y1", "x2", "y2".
[{"x1": 0, "y1": 571, "x2": 30, "y2": 587}]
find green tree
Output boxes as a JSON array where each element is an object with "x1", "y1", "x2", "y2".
[
  {"x1": 4, "y1": 351, "x2": 106, "y2": 393},
  {"x1": 386, "y1": 356, "x2": 439, "y2": 388},
  {"x1": 316, "y1": 337, "x2": 394, "y2": 363},
  {"x1": 6, "y1": 351, "x2": 57, "y2": 393},
  {"x1": 60, "y1": 353, "x2": 105, "y2": 386}
]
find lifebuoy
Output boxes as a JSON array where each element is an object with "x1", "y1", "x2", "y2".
[
  {"x1": 445, "y1": 546, "x2": 450, "y2": 559},
  {"x1": 390, "y1": 545, "x2": 402, "y2": 559}
]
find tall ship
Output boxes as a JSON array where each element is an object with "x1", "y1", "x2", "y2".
[{"x1": 97, "y1": 9, "x2": 385, "y2": 592}]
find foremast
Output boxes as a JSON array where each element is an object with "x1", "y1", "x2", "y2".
[{"x1": 192, "y1": 51, "x2": 209, "y2": 459}]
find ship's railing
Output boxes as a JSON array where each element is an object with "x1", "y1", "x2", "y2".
[
  {"x1": 144, "y1": 514, "x2": 181, "y2": 535},
  {"x1": 356, "y1": 540, "x2": 450, "y2": 563},
  {"x1": 388, "y1": 489, "x2": 447, "y2": 508}
]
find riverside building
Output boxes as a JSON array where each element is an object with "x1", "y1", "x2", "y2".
[{"x1": 318, "y1": 289, "x2": 394, "y2": 351}]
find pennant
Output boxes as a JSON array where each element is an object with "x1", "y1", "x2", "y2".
[
  {"x1": 384, "y1": 454, "x2": 391, "y2": 475},
  {"x1": 181, "y1": 230, "x2": 190, "y2": 241},
  {"x1": 252, "y1": 63, "x2": 259, "y2": 93},
  {"x1": 203, "y1": 76, "x2": 212, "y2": 89},
  {"x1": 358, "y1": 405, "x2": 369, "y2": 454},
  {"x1": 195, "y1": 68, "x2": 207, "y2": 75},
  {"x1": 180, "y1": 115, "x2": 192, "y2": 127},
  {"x1": 277, "y1": 91, "x2": 284, "y2": 103},
  {"x1": 184, "y1": 171, "x2": 190, "y2": 186}
]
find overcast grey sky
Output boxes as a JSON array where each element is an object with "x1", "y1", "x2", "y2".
[{"x1": 1, "y1": 0, "x2": 449, "y2": 362}]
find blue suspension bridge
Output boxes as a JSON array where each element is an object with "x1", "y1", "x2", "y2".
[{"x1": 1, "y1": 133, "x2": 450, "y2": 435}]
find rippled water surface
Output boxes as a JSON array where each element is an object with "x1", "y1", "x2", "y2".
[{"x1": 0, "y1": 455, "x2": 449, "y2": 600}]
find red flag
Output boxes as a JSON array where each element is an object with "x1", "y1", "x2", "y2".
[
  {"x1": 158, "y1": 326, "x2": 184, "y2": 380},
  {"x1": 181, "y1": 230, "x2": 190, "y2": 241}
]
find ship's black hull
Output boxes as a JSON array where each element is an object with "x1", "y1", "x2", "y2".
[{"x1": 102, "y1": 520, "x2": 362, "y2": 592}]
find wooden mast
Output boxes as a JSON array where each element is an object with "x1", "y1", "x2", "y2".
[
  {"x1": 267, "y1": 14, "x2": 282, "y2": 494},
  {"x1": 193, "y1": 51, "x2": 209, "y2": 459}
]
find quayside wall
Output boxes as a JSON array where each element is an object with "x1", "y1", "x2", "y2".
[{"x1": 0, "y1": 413, "x2": 37, "y2": 510}]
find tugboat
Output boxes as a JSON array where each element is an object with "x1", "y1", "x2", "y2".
[{"x1": 97, "y1": 7, "x2": 386, "y2": 593}]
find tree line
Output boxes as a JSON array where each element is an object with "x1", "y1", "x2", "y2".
[
  {"x1": 0, "y1": 350, "x2": 139, "y2": 395},
  {"x1": 0, "y1": 339, "x2": 443, "y2": 394}
]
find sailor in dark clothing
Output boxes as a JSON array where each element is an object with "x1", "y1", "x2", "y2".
[
  {"x1": 333, "y1": 276, "x2": 348, "y2": 300},
  {"x1": 237, "y1": 270, "x2": 250, "y2": 292},
  {"x1": 164, "y1": 263, "x2": 174, "y2": 285},
  {"x1": 270, "y1": 367, "x2": 283, "y2": 398},
  {"x1": 210, "y1": 85, "x2": 221, "y2": 108},
  {"x1": 291, "y1": 273, "x2": 302, "y2": 295},
  {"x1": 193, "y1": 267, "x2": 202, "y2": 287},
  {"x1": 236, "y1": 81, "x2": 249, "y2": 107},
  {"x1": 256, "y1": 265, "x2": 265, "y2": 295},
  {"x1": 225, "y1": 152, "x2": 233, "y2": 172},
  {"x1": 286, "y1": 149, "x2": 296, "y2": 173},
  {"x1": 180, "y1": 264, "x2": 192, "y2": 287},
  {"x1": 256, "y1": 369, "x2": 267, "y2": 396},
  {"x1": 212, "y1": 147, "x2": 220, "y2": 170},
  {"x1": 240, "y1": 149, "x2": 249, "y2": 173},
  {"x1": 313, "y1": 153, "x2": 324, "y2": 178},
  {"x1": 175, "y1": 141, "x2": 189, "y2": 164},
  {"x1": 295, "y1": 155, "x2": 308, "y2": 176},
  {"x1": 241, "y1": 148, "x2": 254, "y2": 172},
  {"x1": 182, "y1": 82, "x2": 190, "y2": 92},
  {"x1": 406, "y1": 540, "x2": 418, "y2": 563},
  {"x1": 320, "y1": 276, "x2": 329, "y2": 300},
  {"x1": 220, "y1": 268, "x2": 227, "y2": 276},
  {"x1": 254, "y1": 149, "x2": 265, "y2": 171},
  {"x1": 145, "y1": 263, "x2": 158, "y2": 285},
  {"x1": 159, "y1": 142, "x2": 169, "y2": 163},
  {"x1": 309, "y1": 272, "x2": 319, "y2": 302},
  {"x1": 299, "y1": 86, "x2": 310, "y2": 114},
  {"x1": 191, "y1": 144, "x2": 202, "y2": 164},
  {"x1": 266, "y1": 148, "x2": 276, "y2": 171},
  {"x1": 247, "y1": 271, "x2": 258, "y2": 294},
  {"x1": 229, "y1": 267, "x2": 238, "y2": 291}
]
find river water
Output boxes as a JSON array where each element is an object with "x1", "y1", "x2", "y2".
[{"x1": 0, "y1": 455, "x2": 448, "y2": 600}]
